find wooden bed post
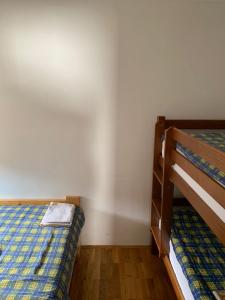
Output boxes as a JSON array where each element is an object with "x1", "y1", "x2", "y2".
[
  {"x1": 153, "y1": 116, "x2": 165, "y2": 170},
  {"x1": 151, "y1": 116, "x2": 165, "y2": 255},
  {"x1": 161, "y1": 127, "x2": 175, "y2": 255}
]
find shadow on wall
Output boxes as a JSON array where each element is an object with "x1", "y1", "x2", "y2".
[
  {"x1": 0, "y1": 98, "x2": 95, "y2": 198},
  {"x1": 110, "y1": 1, "x2": 155, "y2": 245},
  {"x1": 0, "y1": 1, "x2": 100, "y2": 198},
  {"x1": 0, "y1": 0, "x2": 151, "y2": 245},
  {"x1": 81, "y1": 203, "x2": 149, "y2": 245},
  {"x1": 0, "y1": 0, "x2": 123, "y2": 245}
]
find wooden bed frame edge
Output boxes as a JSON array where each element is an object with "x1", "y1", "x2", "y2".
[
  {"x1": 163, "y1": 256, "x2": 185, "y2": 300},
  {"x1": 0, "y1": 195, "x2": 81, "y2": 207}
]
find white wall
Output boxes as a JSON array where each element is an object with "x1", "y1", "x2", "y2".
[{"x1": 0, "y1": 0, "x2": 225, "y2": 245}]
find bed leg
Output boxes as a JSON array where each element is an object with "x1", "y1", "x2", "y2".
[
  {"x1": 151, "y1": 236, "x2": 159, "y2": 256},
  {"x1": 75, "y1": 246, "x2": 80, "y2": 264},
  {"x1": 69, "y1": 247, "x2": 81, "y2": 300}
]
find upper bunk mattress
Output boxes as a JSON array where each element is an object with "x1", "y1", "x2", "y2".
[
  {"x1": 171, "y1": 206, "x2": 225, "y2": 300},
  {"x1": 177, "y1": 130, "x2": 225, "y2": 187},
  {"x1": 0, "y1": 204, "x2": 85, "y2": 300}
]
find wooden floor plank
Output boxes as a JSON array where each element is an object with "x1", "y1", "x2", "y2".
[{"x1": 71, "y1": 246, "x2": 176, "y2": 300}]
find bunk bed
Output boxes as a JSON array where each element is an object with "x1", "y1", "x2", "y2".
[
  {"x1": 150, "y1": 116, "x2": 225, "y2": 300},
  {"x1": 0, "y1": 196, "x2": 85, "y2": 300}
]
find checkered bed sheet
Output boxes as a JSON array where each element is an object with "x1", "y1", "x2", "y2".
[
  {"x1": 177, "y1": 130, "x2": 225, "y2": 187},
  {"x1": 171, "y1": 206, "x2": 225, "y2": 300},
  {"x1": 0, "y1": 205, "x2": 85, "y2": 300}
]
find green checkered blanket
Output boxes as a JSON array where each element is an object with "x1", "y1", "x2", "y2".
[
  {"x1": 0, "y1": 205, "x2": 85, "y2": 299},
  {"x1": 177, "y1": 130, "x2": 225, "y2": 187},
  {"x1": 171, "y1": 206, "x2": 225, "y2": 300}
]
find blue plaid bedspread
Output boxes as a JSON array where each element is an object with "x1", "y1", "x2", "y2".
[
  {"x1": 171, "y1": 206, "x2": 225, "y2": 300},
  {"x1": 0, "y1": 205, "x2": 85, "y2": 300},
  {"x1": 177, "y1": 130, "x2": 225, "y2": 187}
]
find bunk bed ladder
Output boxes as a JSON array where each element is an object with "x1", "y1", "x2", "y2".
[{"x1": 150, "y1": 117, "x2": 174, "y2": 257}]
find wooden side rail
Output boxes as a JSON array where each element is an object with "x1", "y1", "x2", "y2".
[
  {"x1": 163, "y1": 256, "x2": 185, "y2": 300},
  {"x1": 0, "y1": 196, "x2": 81, "y2": 207},
  {"x1": 151, "y1": 116, "x2": 225, "y2": 176},
  {"x1": 165, "y1": 127, "x2": 225, "y2": 246},
  {"x1": 171, "y1": 150, "x2": 225, "y2": 209},
  {"x1": 165, "y1": 119, "x2": 225, "y2": 129},
  {"x1": 172, "y1": 128, "x2": 225, "y2": 173}
]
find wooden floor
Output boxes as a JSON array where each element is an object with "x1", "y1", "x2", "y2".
[{"x1": 71, "y1": 246, "x2": 176, "y2": 300}]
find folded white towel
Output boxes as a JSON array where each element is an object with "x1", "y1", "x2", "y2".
[{"x1": 40, "y1": 202, "x2": 75, "y2": 227}]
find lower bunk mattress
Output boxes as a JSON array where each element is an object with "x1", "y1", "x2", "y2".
[
  {"x1": 170, "y1": 206, "x2": 225, "y2": 300},
  {"x1": 0, "y1": 204, "x2": 85, "y2": 300}
]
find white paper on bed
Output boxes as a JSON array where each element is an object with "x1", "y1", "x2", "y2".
[{"x1": 40, "y1": 202, "x2": 75, "y2": 227}]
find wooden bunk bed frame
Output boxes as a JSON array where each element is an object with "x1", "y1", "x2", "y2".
[
  {"x1": 150, "y1": 116, "x2": 225, "y2": 300},
  {"x1": 0, "y1": 195, "x2": 81, "y2": 300}
]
